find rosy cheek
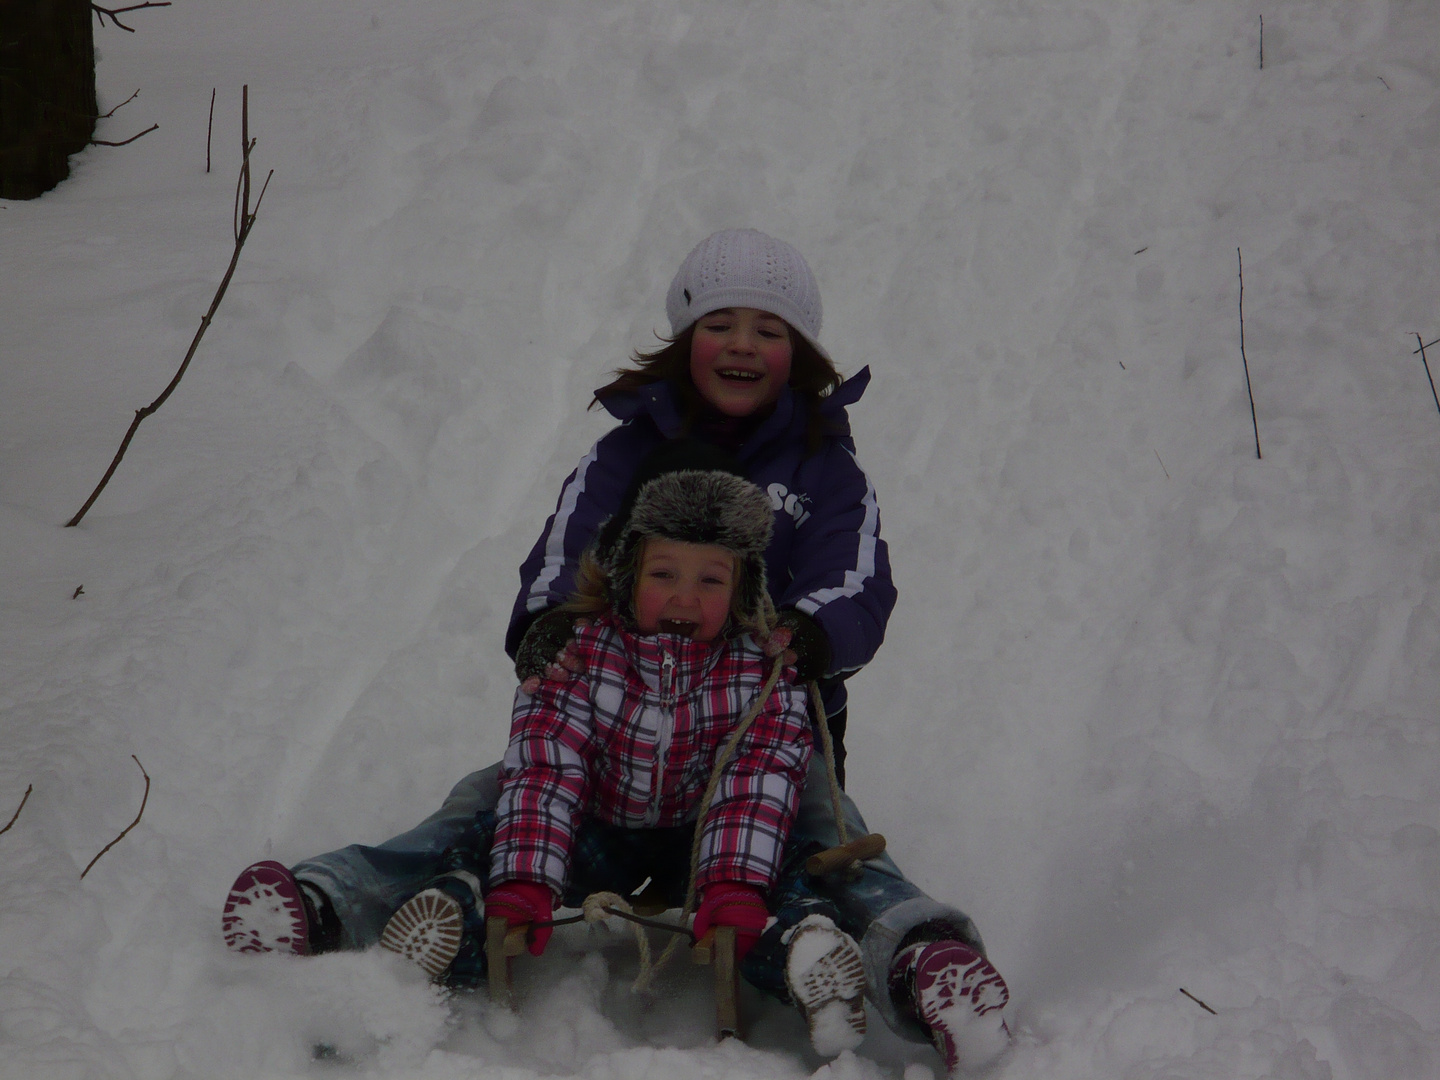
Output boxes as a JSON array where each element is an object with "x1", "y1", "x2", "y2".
[
  {"x1": 763, "y1": 345, "x2": 792, "y2": 382},
  {"x1": 690, "y1": 340, "x2": 721, "y2": 378}
]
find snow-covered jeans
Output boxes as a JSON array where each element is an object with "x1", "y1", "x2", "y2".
[{"x1": 292, "y1": 757, "x2": 984, "y2": 1042}]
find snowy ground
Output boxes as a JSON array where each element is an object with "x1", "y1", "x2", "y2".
[{"x1": 3, "y1": 2, "x2": 1439, "y2": 1078}]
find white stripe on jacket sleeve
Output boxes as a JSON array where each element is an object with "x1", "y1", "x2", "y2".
[
  {"x1": 525, "y1": 442, "x2": 601, "y2": 613},
  {"x1": 793, "y1": 447, "x2": 880, "y2": 614}
]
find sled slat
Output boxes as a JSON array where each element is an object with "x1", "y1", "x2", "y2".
[{"x1": 805, "y1": 832, "x2": 886, "y2": 877}]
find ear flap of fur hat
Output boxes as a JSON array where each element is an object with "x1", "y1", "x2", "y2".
[{"x1": 597, "y1": 442, "x2": 774, "y2": 632}]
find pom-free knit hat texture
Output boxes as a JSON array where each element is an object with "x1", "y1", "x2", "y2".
[{"x1": 666, "y1": 228, "x2": 828, "y2": 358}]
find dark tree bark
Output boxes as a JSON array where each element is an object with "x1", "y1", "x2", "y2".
[{"x1": 0, "y1": 0, "x2": 96, "y2": 200}]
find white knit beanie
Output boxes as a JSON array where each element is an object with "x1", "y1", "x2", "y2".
[{"x1": 665, "y1": 228, "x2": 828, "y2": 358}]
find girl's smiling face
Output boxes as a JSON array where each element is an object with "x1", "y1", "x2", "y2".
[
  {"x1": 632, "y1": 537, "x2": 737, "y2": 642},
  {"x1": 689, "y1": 307, "x2": 793, "y2": 417}
]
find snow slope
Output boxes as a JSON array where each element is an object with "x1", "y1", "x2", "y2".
[{"x1": 3, "y1": 1, "x2": 1439, "y2": 1077}]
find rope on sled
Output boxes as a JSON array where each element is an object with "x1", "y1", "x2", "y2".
[
  {"x1": 580, "y1": 891, "x2": 655, "y2": 986},
  {"x1": 807, "y1": 681, "x2": 850, "y2": 850}
]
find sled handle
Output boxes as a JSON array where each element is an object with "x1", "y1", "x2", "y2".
[
  {"x1": 486, "y1": 916, "x2": 527, "y2": 1007},
  {"x1": 691, "y1": 925, "x2": 740, "y2": 1038},
  {"x1": 806, "y1": 832, "x2": 886, "y2": 877}
]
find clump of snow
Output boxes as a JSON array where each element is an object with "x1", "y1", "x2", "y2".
[{"x1": 4, "y1": 2, "x2": 1440, "y2": 1079}]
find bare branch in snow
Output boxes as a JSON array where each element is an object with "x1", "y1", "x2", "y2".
[
  {"x1": 0, "y1": 786, "x2": 33, "y2": 837},
  {"x1": 1413, "y1": 334, "x2": 1440, "y2": 419},
  {"x1": 1180, "y1": 987, "x2": 1217, "y2": 1015},
  {"x1": 91, "y1": 122, "x2": 157, "y2": 147},
  {"x1": 1237, "y1": 248, "x2": 1261, "y2": 459},
  {"x1": 81, "y1": 756, "x2": 150, "y2": 879},
  {"x1": 92, "y1": 3, "x2": 172, "y2": 33},
  {"x1": 99, "y1": 89, "x2": 140, "y2": 119},
  {"x1": 66, "y1": 87, "x2": 270, "y2": 528}
]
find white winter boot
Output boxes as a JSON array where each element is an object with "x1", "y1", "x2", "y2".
[{"x1": 783, "y1": 914, "x2": 867, "y2": 1056}]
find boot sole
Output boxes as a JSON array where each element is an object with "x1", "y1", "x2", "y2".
[
  {"x1": 913, "y1": 941, "x2": 1011, "y2": 1073},
  {"x1": 380, "y1": 888, "x2": 464, "y2": 979},
  {"x1": 784, "y1": 915, "x2": 867, "y2": 1056},
  {"x1": 222, "y1": 860, "x2": 310, "y2": 955}
]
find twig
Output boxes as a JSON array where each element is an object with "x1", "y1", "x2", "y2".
[
  {"x1": 72, "y1": 585, "x2": 85, "y2": 599},
  {"x1": 0, "y1": 786, "x2": 33, "y2": 837},
  {"x1": 1237, "y1": 248, "x2": 1261, "y2": 459},
  {"x1": 92, "y1": 2, "x2": 172, "y2": 32},
  {"x1": 91, "y1": 123, "x2": 158, "y2": 148},
  {"x1": 1180, "y1": 987, "x2": 1217, "y2": 1015},
  {"x1": 1378, "y1": 76, "x2": 1391, "y2": 90},
  {"x1": 206, "y1": 88, "x2": 216, "y2": 173},
  {"x1": 67, "y1": 88, "x2": 269, "y2": 528},
  {"x1": 1414, "y1": 335, "x2": 1440, "y2": 419},
  {"x1": 1259, "y1": 16, "x2": 1264, "y2": 70},
  {"x1": 99, "y1": 89, "x2": 140, "y2": 119},
  {"x1": 1154, "y1": 449, "x2": 1170, "y2": 479},
  {"x1": 81, "y1": 756, "x2": 149, "y2": 878}
]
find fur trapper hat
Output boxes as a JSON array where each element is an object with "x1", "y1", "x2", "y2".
[{"x1": 595, "y1": 441, "x2": 774, "y2": 633}]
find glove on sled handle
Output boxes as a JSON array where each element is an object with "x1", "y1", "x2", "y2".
[{"x1": 805, "y1": 832, "x2": 886, "y2": 877}]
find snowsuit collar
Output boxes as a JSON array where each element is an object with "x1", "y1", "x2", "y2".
[
  {"x1": 601, "y1": 613, "x2": 738, "y2": 695},
  {"x1": 600, "y1": 368, "x2": 871, "y2": 459}
]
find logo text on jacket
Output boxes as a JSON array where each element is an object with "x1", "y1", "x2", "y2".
[{"x1": 767, "y1": 483, "x2": 812, "y2": 528}]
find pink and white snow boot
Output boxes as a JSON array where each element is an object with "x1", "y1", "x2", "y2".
[
  {"x1": 221, "y1": 860, "x2": 310, "y2": 955},
  {"x1": 895, "y1": 940, "x2": 1010, "y2": 1075},
  {"x1": 784, "y1": 914, "x2": 867, "y2": 1056}
]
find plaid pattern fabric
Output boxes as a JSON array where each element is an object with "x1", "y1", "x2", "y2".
[{"x1": 491, "y1": 614, "x2": 812, "y2": 896}]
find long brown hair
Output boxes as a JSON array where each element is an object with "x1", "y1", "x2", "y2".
[{"x1": 591, "y1": 321, "x2": 844, "y2": 455}]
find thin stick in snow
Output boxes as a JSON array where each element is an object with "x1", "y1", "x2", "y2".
[
  {"x1": 1413, "y1": 335, "x2": 1440, "y2": 418},
  {"x1": 66, "y1": 87, "x2": 272, "y2": 528},
  {"x1": 1238, "y1": 248, "x2": 1261, "y2": 459},
  {"x1": 0, "y1": 785, "x2": 33, "y2": 837},
  {"x1": 1180, "y1": 987, "x2": 1218, "y2": 1015},
  {"x1": 207, "y1": 88, "x2": 216, "y2": 173},
  {"x1": 91, "y1": 123, "x2": 158, "y2": 148},
  {"x1": 1259, "y1": 16, "x2": 1264, "y2": 70},
  {"x1": 98, "y1": 89, "x2": 140, "y2": 120},
  {"x1": 80, "y1": 756, "x2": 150, "y2": 879}
]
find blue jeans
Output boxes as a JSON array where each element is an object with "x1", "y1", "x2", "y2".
[{"x1": 292, "y1": 758, "x2": 983, "y2": 1041}]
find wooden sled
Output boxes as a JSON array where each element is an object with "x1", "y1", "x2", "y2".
[{"x1": 483, "y1": 832, "x2": 884, "y2": 1040}]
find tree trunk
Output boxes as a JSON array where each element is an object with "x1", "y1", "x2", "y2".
[{"x1": 0, "y1": 0, "x2": 96, "y2": 200}]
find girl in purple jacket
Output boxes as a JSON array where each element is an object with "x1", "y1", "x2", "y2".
[{"x1": 509, "y1": 228, "x2": 896, "y2": 786}]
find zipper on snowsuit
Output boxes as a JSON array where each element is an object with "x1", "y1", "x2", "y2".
[{"x1": 645, "y1": 649, "x2": 678, "y2": 827}]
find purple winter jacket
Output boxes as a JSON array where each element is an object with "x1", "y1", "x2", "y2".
[{"x1": 505, "y1": 369, "x2": 896, "y2": 716}]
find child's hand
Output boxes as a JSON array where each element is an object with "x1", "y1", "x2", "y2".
[
  {"x1": 485, "y1": 881, "x2": 554, "y2": 956},
  {"x1": 693, "y1": 882, "x2": 768, "y2": 961},
  {"x1": 761, "y1": 610, "x2": 831, "y2": 681},
  {"x1": 760, "y1": 623, "x2": 797, "y2": 666},
  {"x1": 516, "y1": 610, "x2": 590, "y2": 693}
]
